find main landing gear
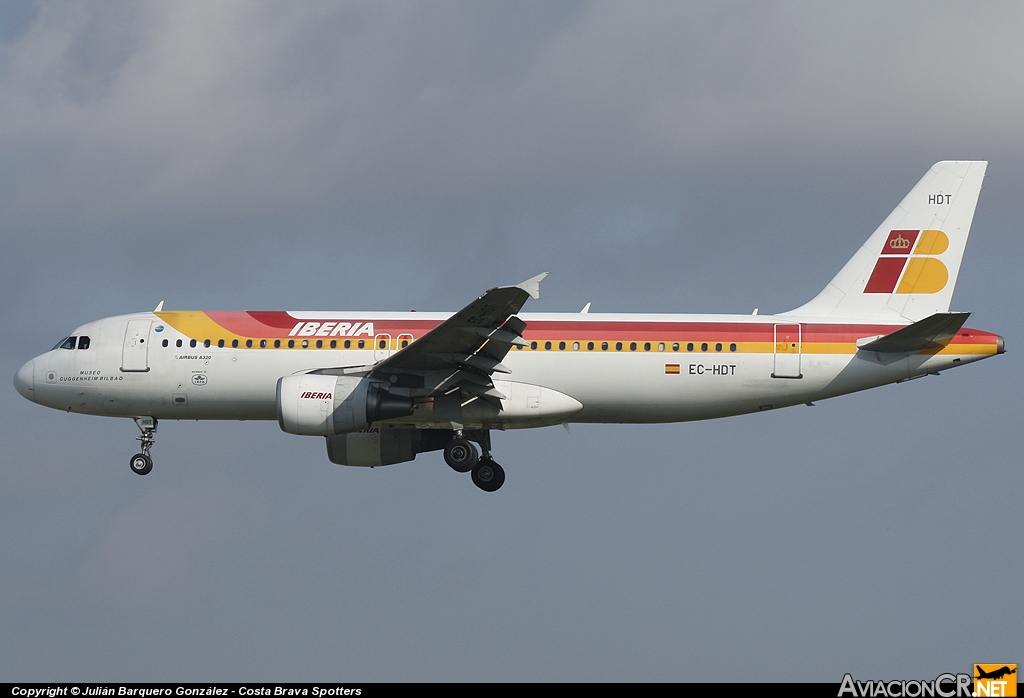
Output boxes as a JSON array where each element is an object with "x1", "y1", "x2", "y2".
[
  {"x1": 443, "y1": 430, "x2": 505, "y2": 492},
  {"x1": 129, "y1": 416, "x2": 157, "y2": 476}
]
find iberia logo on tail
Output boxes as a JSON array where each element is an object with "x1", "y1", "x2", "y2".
[{"x1": 864, "y1": 229, "x2": 949, "y2": 294}]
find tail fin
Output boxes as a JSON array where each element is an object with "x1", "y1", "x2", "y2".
[{"x1": 785, "y1": 161, "x2": 987, "y2": 322}]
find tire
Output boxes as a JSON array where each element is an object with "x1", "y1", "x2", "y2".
[
  {"x1": 130, "y1": 453, "x2": 153, "y2": 475},
  {"x1": 471, "y1": 459, "x2": 505, "y2": 492},
  {"x1": 444, "y1": 437, "x2": 478, "y2": 472}
]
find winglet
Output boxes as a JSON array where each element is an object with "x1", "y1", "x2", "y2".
[
  {"x1": 516, "y1": 272, "x2": 549, "y2": 300},
  {"x1": 154, "y1": 300, "x2": 165, "y2": 312}
]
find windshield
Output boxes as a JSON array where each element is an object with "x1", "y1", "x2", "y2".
[{"x1": 52, "y1": 335, "x2": 92, "y2": 350}]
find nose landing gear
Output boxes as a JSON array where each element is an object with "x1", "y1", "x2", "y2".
[
  {"x1": 445, "y1": 430, "x2": 505, "y2": 492},
  {"x1": 129, "y1": 416, "x2": 157, "y2": 475}
]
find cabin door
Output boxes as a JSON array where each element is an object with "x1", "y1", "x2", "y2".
[
  {"x1": 772, "y1": 324, "x2": 802, "y2": 379},
  {"x1": 121, "y1": 319, "x2": 152, "y2": 372}
]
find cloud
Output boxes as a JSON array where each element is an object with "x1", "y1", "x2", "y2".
[{"x1": 3, "y1": 1, "x2": 1023, "y2": 234}]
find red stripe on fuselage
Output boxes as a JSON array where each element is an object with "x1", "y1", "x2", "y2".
[{"x1": 191, "y1": 312, "x2": 999, "y2": 347}]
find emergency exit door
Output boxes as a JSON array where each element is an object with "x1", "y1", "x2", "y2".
[
  {"x1": 374, "y1": 333, "x2": 392, "y2": 362},
  {"x1": 772, "y1": 324, "x2": 802, "y2": 379}
]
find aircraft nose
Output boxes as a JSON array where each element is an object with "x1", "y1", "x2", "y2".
[{"x1": 14, "y1": 359, "x2": 35, "y2": 402}]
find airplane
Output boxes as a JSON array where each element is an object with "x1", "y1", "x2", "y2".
[
  {"x1": 975, "y1": 666, "x2": 1016, "y2": 681},
  {"x1": 13, "y1": 161, "x2": 1004, "y2": 491}
]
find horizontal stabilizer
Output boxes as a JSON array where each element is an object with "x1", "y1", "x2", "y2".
[{"x1": 858, "y1": 312, "x2": 970, "y2": 353}]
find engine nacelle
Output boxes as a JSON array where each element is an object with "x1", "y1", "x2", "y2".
[{"x1": 276, "y1": 374, "x2": 414, "y2": 436}]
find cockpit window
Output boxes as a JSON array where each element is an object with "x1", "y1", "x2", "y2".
[
  {"x1": 55, "y1": 336, "x2": 77, "y2": 350},
  {"x1": 78, "y1": 336, "x2": 91, "y2": 350}
]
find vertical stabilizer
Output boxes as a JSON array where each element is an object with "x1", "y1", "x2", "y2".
[{"x1": 785, "y1": 161, "x2": 987, "y2": 322}]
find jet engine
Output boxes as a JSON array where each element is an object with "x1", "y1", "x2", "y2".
[{"x1": 276, "y1": 374, "x2": 414, "y2": 436}]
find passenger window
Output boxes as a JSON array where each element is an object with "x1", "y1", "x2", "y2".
[
  {"x1": 245, "y1": 339, "x2": 252, "y2": 348},
  {"x1": 357, "y1": 340, "x2": 365, "y2": 349},
  {"x1": 302, "y1": 340, "x2": 309, "y2": 348},
  {"x1": 545, "y1": 341, "x2": 552, "y2": 350},
  {"x1": 378, "y1": 339, "x2": 386, "y2": 349},
  {"x1": 78, "y1": 336, "x2": 91, "y2": 350},
  {"x1": 190, "y1": 339, "x2": 197, "y2": 348},
  {"x1": 274, "y1": 340, "x2": 281, "y2": 348},
  {"x1": 344, "y1": 340, "x2": 351, "y2": 349},
  {"x1": 203, "y1": 339, "x2": 210, "y2": 348},
  {"x1": 643, "y1": 342, "x2": 651, "y2": 351},
  {"x1": 630, "y1": 342, "x2": 637, "y2": 351},
  {"x1": 288, "y1": 340, "x2": 295, "y2": 348},
  {"x1": 601, "y1": 342, "x2": 608, "y2": 351},
  {"x1": 162, "y1": 339, "x2": 168, "y2": 347},
  {"x1": 531, "y1": 341, "x2": 537, "y2": 350},
  {"x1": 587, "y1": 342, "x2": 594, "y2": 350},
  {"x1": 330, "y1": 340, "x2": 336, "y2": 349},
  {"x1": 176, "y1": 339, "x2": 182, "y2": 348},
  {"x1": 715, "y1": 343, "x2": 722, "y2": 352},
  {"x1": 672, "y1": 343, "x2": 679, "y2": 351},
  {"x1": 558, "y1": 341, "x2": 566, "y2": 350},
  {"x1": 316, "y1": 340, "x2": 323, "y2": 349},
  {"x1": 615, "y1": 342, "x2": 622, "y2": 351},
  {"x1": 401, "y1": 340, "x2": 409, "y2": 348},
  {"x1": 658, "y1": 343, "x2": 665, "y2": 351},
  {"x1": 730, "y1": 343, "x2": 737, "y2": 352},
  {"x1": 232, "y1": 339, "x2": 239, "y2": 348},
  {"x1": 218, "y1": 339, "x2": 225, "y2": 348},
  {"x1": 701, "y1": 343, "x2": 708, "y2": 352},
  {"x1": 260, "y1": 339, "x2": 266, "y2": 348},
  {"x1": 687, "y1": 343, "x2": 694, "y2": 351}
]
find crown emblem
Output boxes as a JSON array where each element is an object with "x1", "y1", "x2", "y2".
[{"x1": 889, "y1": 234, "x2": 911, "y2": 250}]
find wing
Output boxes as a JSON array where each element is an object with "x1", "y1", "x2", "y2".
[{"x1": 365, "y1": 273, "x2": 547, "y2": 402}]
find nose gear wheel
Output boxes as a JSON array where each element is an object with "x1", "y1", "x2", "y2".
[{"x1": 130, "y1": 453, "x2": 153, "y2": 475}]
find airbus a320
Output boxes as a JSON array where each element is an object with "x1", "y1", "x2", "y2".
[{"x1": 14, "y1": 161, "x2": 1003, "y2": 491}]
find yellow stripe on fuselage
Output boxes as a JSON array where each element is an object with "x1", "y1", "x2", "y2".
[{"x1": 156, "y1": 311, "x2": 249, "y2": 343}]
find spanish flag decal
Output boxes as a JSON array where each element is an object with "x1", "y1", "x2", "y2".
[{"x1": 665, "y1": 364, "x2": 681, "y2": 374}]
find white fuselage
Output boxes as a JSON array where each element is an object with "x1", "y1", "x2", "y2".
[{"x1": 15, "y1": 310, "x2": 1000, "y2": 429}]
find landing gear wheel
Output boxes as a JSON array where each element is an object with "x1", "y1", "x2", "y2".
[
  {"x1": 472, "y1": 459, "x2": 505, "y2": 492},
  {"x1": 130, "y1": 453, "x2": 153, "y2": 476},
  {"x1": 444, "y1": 437, "x2": 478, "y2": 472}
]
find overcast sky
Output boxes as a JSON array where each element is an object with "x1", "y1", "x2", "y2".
[{"x1": 2, "y1": 1, "x2": 1021, "y2": 682}]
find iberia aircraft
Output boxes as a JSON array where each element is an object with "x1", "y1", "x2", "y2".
[{"x1": 13, "y1": 161, "x2": 1004, "y2": 491}]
